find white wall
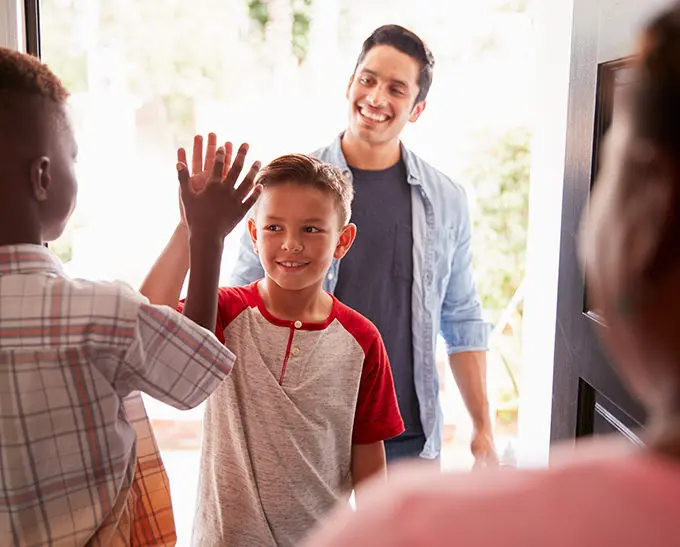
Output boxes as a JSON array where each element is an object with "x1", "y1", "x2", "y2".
[
  {"x1": 0, "y1": 0, "x2": 24, "y2": 51},
  {"x1": 517, "y1": 0, "x2": 575, "y2": 467}
]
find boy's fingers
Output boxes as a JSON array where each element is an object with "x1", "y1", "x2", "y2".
[
  {"x1": 177, "y1": 148, "x2": 188, "y2": 167},
  {"x1": 177, "y1": 162, "x2": 190, "y2": 195},
  {"x1": 235, "y1": 161, "x2": 262, "y2": 201},
  {"x1": 204, "y1": 133, "x2": 218, "y2": 172},
  {"x1": 222, "y1": 142, "x2": 234, "y2": 178},
  {"x1": 191, "y1": 135, "x2": 203, "y2": 175},
  {"x1": 209, "y1": 147, "x2": 226, "y2": 185},
  {"x1": 225, "y1": 143, "x2": 249, "y2": 188},
  {"x1": 241, "y1": 184, "x2": 263, "y2": 212}
]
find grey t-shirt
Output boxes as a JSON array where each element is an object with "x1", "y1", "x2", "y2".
[{"x1": 334, "y1": 159, "x2": 422, "y2": 435}]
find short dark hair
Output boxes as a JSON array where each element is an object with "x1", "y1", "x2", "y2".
[
  {"x1": 354, "y1": 24, "x2": 435, "y2": 104},
  {"x1": 0, "y1": 47, "x2": 68, "y2": 104},
  {"x1": 0, "y1": 47, "x2": 69, "y2": 147},
  {"x1": 256, "y1": 154, "x2": 354, "y2": 225}
]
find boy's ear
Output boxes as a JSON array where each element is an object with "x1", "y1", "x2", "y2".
[
  {"x1": 334, "y1": 223, "x2": 357, "y2": 259},
  {"x1": 247, "y1": 217, "x2": 259, "y2": 254},
  {"x1": 30, "y1": 157, "x2": 51, "y2": 201}
]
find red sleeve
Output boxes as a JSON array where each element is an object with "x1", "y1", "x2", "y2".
[
  {"x1": 352, "y1": 327, "x2": 405, "y2": 445},
  {"x1": 177, "y1": 284, "x2": 255, "y2": 345}
]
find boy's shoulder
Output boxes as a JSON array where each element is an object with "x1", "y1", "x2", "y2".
[
  {"x1": 61, "y1": 276, "x2": 147, "y2": 318},
  {"x1": 332, "y1": 297, "x2": 385, "y2": 355},
  {"x1": 215, "y1": 282, "x2": 260, "y2": 323}
]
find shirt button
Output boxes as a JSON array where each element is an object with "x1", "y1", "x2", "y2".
[
  {"x1": 291, "y1": 347, "x2": 301, "y2": 356},
  {"x1": 424, "y1": 272, "x2": 433, "y2": 285},
  {"x1": 327, "y1": 273, "x2": 334, "y2": 280},
  {"x1": 294, "y1": 320, "x2": 302, "y2": 329}
]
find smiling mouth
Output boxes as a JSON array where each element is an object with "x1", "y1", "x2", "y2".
[
  {"x1": 357, "y1": 105, "x2": 390, "y2": 124},
  {"x1": 276, "y1": 260, "x2": 311, "y2": 270}
]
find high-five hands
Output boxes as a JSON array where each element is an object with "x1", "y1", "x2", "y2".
[{"x1": 177, "y1": 133, "x2": 261, "y2": 241}]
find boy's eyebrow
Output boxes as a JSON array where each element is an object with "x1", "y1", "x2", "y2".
[
  {"x1": 263, "y1": 215, "x2": 329, "y2": 224},
  {"x1": 360, "y1": 68, "x2": 409, "y2": 89}
]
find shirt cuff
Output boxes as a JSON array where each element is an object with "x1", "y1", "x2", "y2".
[{"x1": 441, "y1": 320, "x2": 492, "y2": 354}]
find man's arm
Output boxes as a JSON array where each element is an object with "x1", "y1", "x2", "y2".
[
  {"x1": 351, "y1": 441, "x2": 387, "y2": 506},
  {"x1": 449, "y1": 351, "x2": 497, "y2": 465},
  {"x1": 440, "y1": 191, "x2": 498, "y2": 466}
]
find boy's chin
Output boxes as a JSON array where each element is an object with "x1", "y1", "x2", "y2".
[
  {"x1": 266, "y1": 272, "x2": 324, "y2": 293},
  {"x1": 41, "y1": 221, "x2": 69, "y2": 243}
]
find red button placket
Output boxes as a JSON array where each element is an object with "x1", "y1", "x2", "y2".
[{"x1": 279, "y1": 320, "x2": 302, "y2": 385}]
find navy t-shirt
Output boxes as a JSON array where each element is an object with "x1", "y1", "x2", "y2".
[{"x1": 334, "y1": 159, "x2": 422, "y2": 436}]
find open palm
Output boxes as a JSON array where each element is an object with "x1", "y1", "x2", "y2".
[{"x1": 177, "y1": 133, "x2": 234, "y2": 226}]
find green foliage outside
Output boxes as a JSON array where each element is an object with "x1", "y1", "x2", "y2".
[
  {"x1": 467, "y1": 126, "x2": 531, "y2": 322},
  {"x1": 465, "y1": 126, "x2": 531, "y2": 399},
  {"x1": 248, "y1": 0, "x2": 314, "y2": 63}
]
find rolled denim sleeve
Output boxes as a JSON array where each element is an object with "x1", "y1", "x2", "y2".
[
  {"x1": 229, "y1": 217, "x2": 265, "y2": 286},
  {"x1": 439, "y1": 196, "x2": 491, "y2": 355}
]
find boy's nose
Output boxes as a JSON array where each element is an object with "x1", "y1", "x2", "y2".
[{"x1": 282, "y1": 238, "x2": 303, "y2": 253}]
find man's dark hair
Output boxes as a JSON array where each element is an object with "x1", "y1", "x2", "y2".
[{"x1": 354, "y1": 24, "x2": 435, "y2": 104}]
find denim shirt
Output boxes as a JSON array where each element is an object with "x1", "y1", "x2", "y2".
[{"x1": 230, "y1": 135, "x2": 491, "y2": 459}]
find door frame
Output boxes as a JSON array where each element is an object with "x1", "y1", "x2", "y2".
[
  {"x1": 518, "y1": 0, "x2": 673, "y2": 466},
  {"x1": 0, "y1": 0, "x2": 24, "y2": 50},
  {"x1": 24, "y1": 0, "x2": 39, "y2": 56}
]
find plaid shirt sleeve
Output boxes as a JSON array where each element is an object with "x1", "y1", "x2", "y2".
[{"x1": 115, "y1": 302, "x2": 235, "y2": 410}]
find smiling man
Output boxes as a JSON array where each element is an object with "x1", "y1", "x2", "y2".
[{"x1": 232, "y1": 24, "x2": 497, "y2": 466}]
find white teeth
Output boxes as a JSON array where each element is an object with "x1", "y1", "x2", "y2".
[
  {"x1": 360, "y1": 107, "x2": 388, "y2": 122},
  {"x1": 280, "y1": 261, "x2": 306, "y2": 267}
]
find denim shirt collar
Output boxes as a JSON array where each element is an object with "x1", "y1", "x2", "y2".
[{"x1": 328, "y1": 133, "x2": 423, "y2": 187}]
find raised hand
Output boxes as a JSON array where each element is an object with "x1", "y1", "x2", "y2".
[
  {"x1": 177, "y1": 133, "x2": 234, "y2": 226},
  {"x1": 177, "y1": 142, "x2": 261, "y2": 242}
]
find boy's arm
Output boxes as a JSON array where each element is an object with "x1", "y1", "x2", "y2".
[
  {"x1": 351, "y1": 441, "x2": 387, "y2": 504},
  {"x1": 351, "y1": 329, "x2": 405, "y2": 502},
  {"x1": 139, "y1": 223, "x2": 190, "y2": 309},
  {"x1": 183, "y1": 233, "x2": 223, "y2": 332},
  {"x1": 117, "y1": 300, "x2": 235, "y2": 410}
]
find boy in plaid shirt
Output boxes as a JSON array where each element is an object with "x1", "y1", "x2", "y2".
[{"x1": 0, "y1": 47, "x2": 259, "y2": 546}]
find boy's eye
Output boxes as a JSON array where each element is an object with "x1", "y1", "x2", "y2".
[
  {"x1": 359, "y1": 76, "x2": 372, "y2": 85},
  {"x1": 265, "y1": 225, "x2": 282, "y2": 232},
  {"x1": 303, "y1": 226, "x2": 320, "y2": 233}
]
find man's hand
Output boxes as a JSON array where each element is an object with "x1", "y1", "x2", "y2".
[
  {"x1": 471, "y1": 426, "x2": 499, "y2": 469},
  {"x1": 177, "y1": 133, "x2": 235, "y2": 226},
  {"x1": 177, "y1": 141, "x2": 261, "y2": 242}
]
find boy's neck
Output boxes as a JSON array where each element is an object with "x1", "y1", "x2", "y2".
[
  {"x1": 0, "y1": 223, "x2": 42, "y2": 247},
  {"x1": 341, "y1": 132, "x2": 401, "y2": 171},
  {"x1": 258, "y1": 277, "x2": 333, "y2": 323}
]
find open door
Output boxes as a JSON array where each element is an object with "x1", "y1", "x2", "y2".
[{"x1": 551, "y1": 0, "x2": 673, "y2": 447}]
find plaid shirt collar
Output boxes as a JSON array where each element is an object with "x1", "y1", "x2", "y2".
[{"x1": 0, "y1": 244, "x2": 64, "y2": 277}]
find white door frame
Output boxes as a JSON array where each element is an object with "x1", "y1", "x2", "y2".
[
  {"x1": 0, "y1": 0, "x2": 25, "y2": 51},
  {"x1": 517, "y1": 0, "x2": 575, "y2": 467}
]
